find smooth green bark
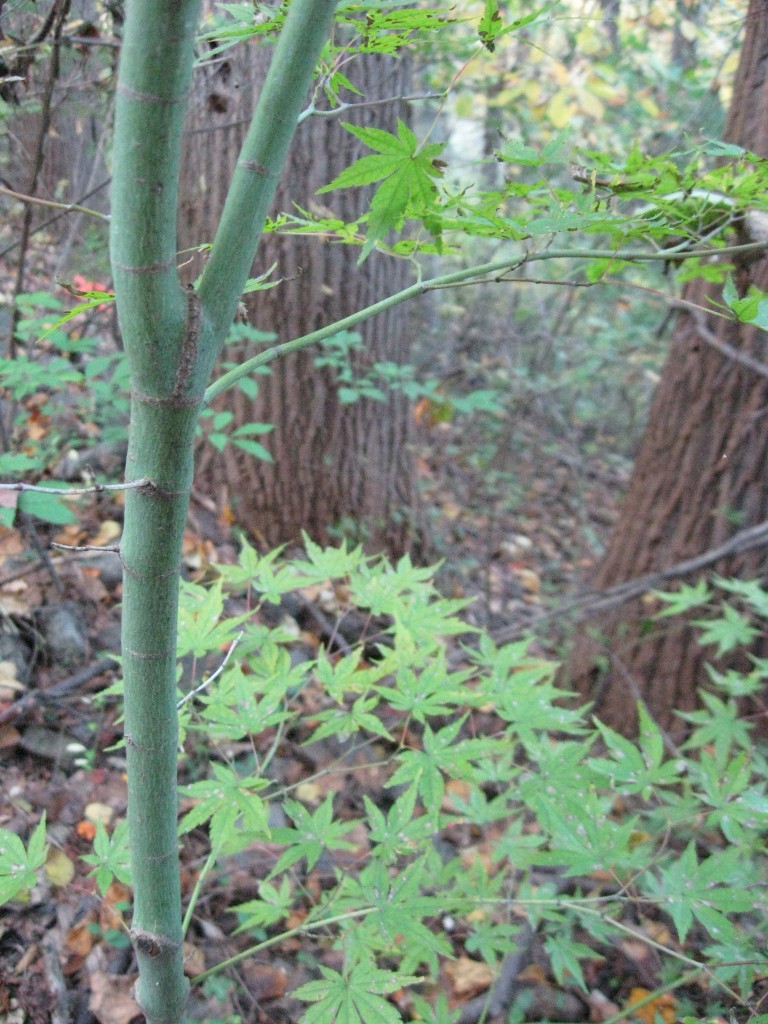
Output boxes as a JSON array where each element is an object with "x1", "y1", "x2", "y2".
[{"x1": 110, "y1": 2, "x2": 337, "y2": 1021}]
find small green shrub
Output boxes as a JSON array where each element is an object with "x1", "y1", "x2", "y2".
[{"x1": 3, "y1": 551, "x2": 768, "y2": 1021}]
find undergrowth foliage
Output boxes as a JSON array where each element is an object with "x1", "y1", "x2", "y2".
[{"x1": 4, "y1": 541, "x2": 768, "y2": 1021}]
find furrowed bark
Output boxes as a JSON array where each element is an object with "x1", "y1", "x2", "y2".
[{"x1": 110, "y1": 1, "x2": 338, "y2": 1021}]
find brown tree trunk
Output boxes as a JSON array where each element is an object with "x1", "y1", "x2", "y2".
[
  {"x1": 179, "y1": 28, "x2": 422, "y2": 557},
  {"x1": 568, "y1": 0, "x2": 768, "y2": 734}
]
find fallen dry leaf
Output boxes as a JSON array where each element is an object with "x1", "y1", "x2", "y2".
[
  {"x1": 626, "y1": 986, "x2": 676, "y2": 1024},
  {"x1": 66, "y1": 918, "x2": 96, "y2": 960},
  {"x1": 241, "y1": 962, "x2": 288, "y2": 1001},
  {"x1": 76, "y1": 820, "x2": 97, "y2": 841},
  {"x1": 182, "y1": 941, "x2": 206, "y2": 977},
  {"x1": 442, "y1": 778, "x2": 472, "y2": 811},
  {"x1": 0, "y1": 724, "x2": 21, "y2": 749},
  {"x1": 44, "y1": 847, "x2": 75, "y2": 887},
  {"x1": 0, "y1": 661, "x2": 24, "y2": 703},
  {"x1": 89, "y1": 969, "x2": 140, "y2": 1024},
  {"x1": 84, "y1": 801, "x2": 115, "y2": 827},
  {"x1": 88, "y1": 519, "x2": 122, "y2": 546},
  {"x1": 445, "y1": 956, "x2": 494, "y2": 998},
  {"x1": 589, "y1": 988, "x2": 621, "y2": 1021}
]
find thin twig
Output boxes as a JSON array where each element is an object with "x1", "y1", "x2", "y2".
[
  {"x1": 682, "y1": 304, "x2": 768, "y2": 380},
  {"x1": 0, "y1": 477, "x2": 150, "y2": 496},
  {"x1": 0, "y1": 657, "x2": 120, "y2": 725},
  {"x1": 0, "y1": 178, "x2": 111, "y2": 261},
  {"x1": 17, "y1": 508, "x2": 64, "y2": 595},
  {"x1": 493, "y1": 518, "x2": 768, "y2": 644},
  {"x1": 298, "y1": 89, "x2": 444, "y2": 123},
  {"x1": 50, "y1": 542, "x2": 120, "y2": 553},
  {"x1": 177, "y1": 631, "x2": 245, "y2": 709},
  {"x1": 0, "y1": 183, "x2": 109, "y2": 221}
]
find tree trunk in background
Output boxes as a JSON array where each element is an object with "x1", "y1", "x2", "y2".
[
  {"x1": 179, "y1": 31, "x2": 421, "y2": 558},
  {"x1": 568, "y1": 0, "x2": 768, "y2": 734}
]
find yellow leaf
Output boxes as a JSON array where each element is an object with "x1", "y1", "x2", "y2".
[
  {"x1": 517, "y1": 568, "x2": 541, "y2": 596},
  {"x1": 523, "y1": 80, "x2": 542, "y2": 104},
  {"x1": 547, "y1": 90, "x2": 574, "y2": 129},
  {"x1": 89, "y1": 519, "x2": 122, "y2": 546},
  {"x1": 575, "y1": 26, "x2": 604, "y2": 55},
  {"x1": 455, "y1": 92, "x2": 484, "y2": 119},
  {"x1": 637, "y1": 94, "x2": 661, "y2": 118},
  {"x1": 0, "y1": 661, "x2": 24, "y2": 702},
  {"x1": 85, "y1": 801, "x2": 115, "y2": 826},
  {"x1": 577, "y1": 88, "x2": 605, "y2": 120},
  {"x1": 45, "y1": 847, "x2": 75, "y2": 888},
  {"x1": 445, "y1": 956, "x2": 494, "y2": 997},
  {"x1": 549, "y1": 60, "x2": 570, "y2": 86},
  {"x1": 628, "y1": 829, "x2": 651, "y2": 848},
  {"x1": 626, "y1": 987, "x2": 676, "y2": 1024},
  {"x1": 296, "y1": 781, "x2": 323, "y2": 805},
  {"x1": 646, "y1": 5, "x2": 668, "y2": 27},
  {"x1": 586, "y1": 75, "x2": 628, "y2": 106}
]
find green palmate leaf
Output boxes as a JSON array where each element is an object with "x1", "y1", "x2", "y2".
[
  {"x1": 679, "y1": 690, "x2": 753, "y2": 762},
  {"x1": 386, "y1": 718, "x2": 501, "y2": 823},
  {"x1": 177, "y1": 579, "x2": 251, "y2": 658},
  {"x1": 82, "y1": 821, "x2": 132, "y2": 894},
  {"x1": 478, "y1": 0, "x2": 501, "y2": 51},
  {"x1": 722, "y1": 276, "x2": 768, "y2": 328},
  {"x1": 179, "y1": 763, "x2": 269, "y2": 852},
  {"x1": 318, "y1": 120, "x2": 445, "y2": 261},
  {"x1": 307, "y1": 693, "x2": 393, "y2": 744},
  {"x1": 292, "y1": 533, "x2": 367, "y2": 583},
  {"x1": 642, "y1": 843, "x2": 754, "y2": 944},
  {"x1": 294, "y1": 960, "x2": 419, "y2": 1024},
  {"x1": 336, "y1": 860, "x2": 451, "y2": 975},
  {"x1": 713, "y1": 575, "x2": 768, "y2": 618},
  {"x1": 34, "y1": 289, "x2": 115, "y2": 343},
  {"x1": 479, "y1": 0, "x2": 556, "y2": 52},
  {"x1": 269, "y1": 796, "x2": 360, "y2": 877},
  {"x1": 233, "y1": 876, "x2": 293, "y2": 933},
  {"x1": 545, "y1": 933, "x2": 596, "y2": 992},
  {"x1": 693, "y1": 603, "x2": 759, "y2": 656},
  {"x1": 589, "y1": 705, "x2": 679, "y2": 797},
  {"x1": 363, "y1": 788, "x2": 436, "y2": 861},
  {"x1": 653, "y1": 579, "x2": 712, "y2": 616},
  {"x1": 0, "y1": 816, "x2": 47, "y2": 905}
]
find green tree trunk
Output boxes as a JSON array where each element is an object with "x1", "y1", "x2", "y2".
[{"x1": 110, "y1": 2, "x2": 337, "y2": 1019}]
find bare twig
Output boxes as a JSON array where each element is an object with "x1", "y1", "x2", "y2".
[
  {"x1": 0, "y1": 178, "x2": 111, "y2": 261},
  {"x1": 17, "y1": 509, "x2": 64, "y2": 595},
  {"x1": 298, "y1": 89, "x2": 444, "y2": 123},
  {"x1": 50, "y1": 542, "x2": 120, "y2": 553},
  {"x1": 0, "y1": 656, "x2": 120, "y2": 725},
  {"x1": 0, "y1": 477, "x2": 150, "y2": 496},
  {"x1": 0, "y1": 183, "x2": 109, "y2": 221},
  {"x1": 681, "y1": 303, "x2": 768, "y2": 380},
  {"x1": 177, "y1": 631, "x2": 245, "y2": 709},
  {"x1": 493, "y1": 518, "x2": 768, "y2": 644}
]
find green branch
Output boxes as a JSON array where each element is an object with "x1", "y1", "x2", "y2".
[
  {"x1": 198, "y1": 0, "x2": 339, "y2": 342},
  {"x1": 204, "y1": 239, "x2": 766, "y2": 404}
]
